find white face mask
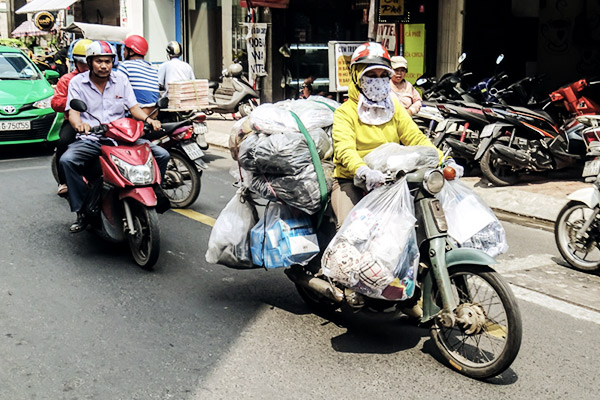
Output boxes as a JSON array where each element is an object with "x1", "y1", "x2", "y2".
[{"x1": 359, "y1": 75, "x2": 391, "y2": 102}]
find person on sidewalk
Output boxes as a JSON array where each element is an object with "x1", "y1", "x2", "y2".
[
  {"x1": 157, "y1": 41, "x2": 195, "y2": 96},
  {"x1": 51, "y1": 38, "x2": 93, "y2": 197},
  {"x1": 389, "y1": 56, "x2": 422, "y2": 116},
  {"x1": 60, "y1": 40, "x2": 169, "y2": 233},
  {"x1": 118, "y1": 34, "x2": 160, "y2": 116}
]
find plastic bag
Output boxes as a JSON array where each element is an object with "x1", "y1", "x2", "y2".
[
  {"x1": 363, "y1": 143, "x2": 440, "y2": 174},
  {"x1": 322, "y1": 178, "x2": 420, "y2": 300},
  {"x1": 249, "y1": 103, "x2": 298, "y2": 134},
  {"x1": 238, "y1": 132, "x2": 312, "y2": 175},
  {"x1": 250, "y1": 202, "x2": 320, "y2": 269},
  {"x1": 205, "y1": 190, "x2": 258, "y2": 268},
  {"x1": 436, "y1": 179, "x2": 508, "y2": 257}
]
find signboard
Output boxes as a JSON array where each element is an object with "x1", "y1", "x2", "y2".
[
  {"x1": 378, "y1": 0, "x2": 405, "y2": 21},
  {"x1": 403, "y1": 24, "x2": 425, "y2": 85},
  {"x1": 376, "y1": 23, "x2": 396, "y2": 53},
  {"x1": 244, "y1": 22, "x2": 268, "y2": 86},
  {"x1": 328, "y1": 41, "x2": 363, "y2": 92},
  {"x1": 33, "y1": 12, "x2": 55, "y2": 31}
]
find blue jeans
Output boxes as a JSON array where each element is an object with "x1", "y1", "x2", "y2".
[{"x1": 60, "y1": 138, "x2": 170, "y2": 212}]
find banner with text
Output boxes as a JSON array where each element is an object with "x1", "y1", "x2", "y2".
[
  {"x1": 328, "y1": 41, "x2": 363, "y2": 92},
  {"x1": 376, "y1": 23, "x2": 396, "y2": 53},
  {"x1": 244, "y1": 23, "x2": 268, "y2": 86},
  {"x1": 403, "y1": 23, "x2": 425, "y2": 85}
]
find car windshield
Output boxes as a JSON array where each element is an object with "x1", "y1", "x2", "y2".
[{"x1": 0, "y1": 52, "x2": 42, "y2": 80}]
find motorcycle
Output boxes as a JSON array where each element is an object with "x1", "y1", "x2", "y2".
[
  {"x1": 67, "y1": 99, "x2": 162, "y2": 269},
  {"x1": 205, "y1": 62, "x2": 259, "y2": 117},
  {"x1": 555, "y1": 175, "x2": 600, "y2": 272},
  {"x1": 242, "y1": 159, "x2": 522, "y2": 379},
  {"x1": 415, "y1": 53, "x2": 477, "y2": 103}
]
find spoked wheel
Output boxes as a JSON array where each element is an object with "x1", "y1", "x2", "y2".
[
  {"x1": 555, "y1": 201, "x2": 600, "y2": 271},
  {"x1": 430, "y1": 265, "x2": 522, "y2": 379},
  {"x1": 50, "y1": 153, "x2": 59, "y2": 183},
  {"x1": 127, "y1": 200, "x2": 160, "y2": 269},
  {"x1": 480, "y1": 147, "x2": 519, "y2": 186},
  {"x1": 161, "y1": 153, "x2": 201, "y2": 209}
]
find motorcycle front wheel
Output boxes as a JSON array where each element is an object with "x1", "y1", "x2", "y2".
[
  {"x1": 127, "y1": 201, "x2": 160, "y2": 269},
  {"x1": 555, "y1": 201, "x2": 600, "y2": 271},
  {"x1": 238, "y1": 100, "x2": 256, "y2": 118},
  {"x1": 162, "y1": 152, "x2": 201, "y2": 209},
  {"x1": 430, "y1": 265, "x2": 522, "y2": 379},
  {"x1": 480, "y1": 146, "x2": 519, "y2": 187}
]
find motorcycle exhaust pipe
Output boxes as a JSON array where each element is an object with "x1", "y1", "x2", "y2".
[
  {"x1": 490, "y1": 143, "x2": 532, "y2": 169},
  {"x1": 284, "y1": 268, "x2": 344, "y2": 303}
]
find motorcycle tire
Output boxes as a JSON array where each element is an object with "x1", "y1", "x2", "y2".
[
  {"x1": 238, "y1": 100, "x2": 255, "y2": 118},
  {"x1": 430, "y1": 264, "x2": 522, "y2": 379},
  {"x1": 127, "y1": 200, "x2": 160, "y2": 270},
  {"x1": 50, "y1": 153, "x2": 59, "y2": 184},
  {"x1": 162, "y1": 152, "x2": 201, "y2": 209},
  {"x1": 554, "y1": 201, "x2": 600, "y2": 271},
  {"x1": 480, "y1": 145, "x2": 519, "y2": 187}
]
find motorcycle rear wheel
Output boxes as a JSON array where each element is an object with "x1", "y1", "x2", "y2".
[
  {"x1": 554, "y1": 201, "x2": 600, "y2": 271},
  {"x1": 127, "y1": 201, "x2": 160, "y2": 269},
  {"x1": 480, "y1": 147, "x2": 519, "y2": 186},
  {"x1": 238, "y1": 100, "x2": 255, "y2": 118},
  {"x1": 162, "y1": 153, "x2": 201, "y2": 209},
  {"x1": 51, "y1": 153, "x2": 59, "y2": 183},
  {"x1": 430, "y1": 265, "x2": 522, "y2": 379}
]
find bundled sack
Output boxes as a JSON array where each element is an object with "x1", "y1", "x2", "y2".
[
  {"x1": 250, "y1": 202, "x2": 319, "y2": 269},
  {"x1": 238, "y1": 132, "x2": 312, "y2": 175},
  {"x1": 436, "y1": 179, "x2": 508, "y2": 257},
  {"x1": 322, "y1": 179, "x2": 420, "y2": 301},
  {"x1": 228, "y1": 116, "x2": 254, "y2": 161},
  {"x1": 363, "y1": 143, "x2": 440, "y2": 175},
  {"x1": 205, "y1": 190, "x2": 258, "y2": 268}
]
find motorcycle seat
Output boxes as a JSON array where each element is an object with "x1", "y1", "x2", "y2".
[{"x1": 510, "y1": 106, "x2": 555, "y2": 123}]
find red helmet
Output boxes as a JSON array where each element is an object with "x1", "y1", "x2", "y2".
[
  {"x1": 123, "y1": 34, "x2": 148, "y2": 56},
  {"x1": 350, "y1": 42, "x2": 392, "y2": 69}
]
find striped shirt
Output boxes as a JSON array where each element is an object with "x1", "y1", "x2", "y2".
[{"x1": 118, "y1": 59, "x2": 160, "y2": 106}]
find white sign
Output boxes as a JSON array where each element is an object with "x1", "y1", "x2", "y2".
[
  {"x1": 328, "y1": 41, "x2": 363, "y2": 92},
  {"x1": 376, "y1": 23, "x2": 396, "y2": 53},
  {"x1": 244, "y1": 23, "x2": 268, "y2": 86}
]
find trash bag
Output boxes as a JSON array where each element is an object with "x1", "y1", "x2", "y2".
[
  {"x1": 322, "y1": 178, "x2": 420, "y2": 301},
  {"x1": 205, "y1": 190, "x2": 259, "y2": 268},
  {"x1": 363, "y1": 143, "x2": 439, "y2": 175},
  {"x1": 250, "y1": 202, "x2": 320, "y2": 269},
  {"x1": 436, "y1": 179, "x2": 508, "y2": 257},
  {"x1": 238, "y1": 132, "x2": 312, "y2": 175}
]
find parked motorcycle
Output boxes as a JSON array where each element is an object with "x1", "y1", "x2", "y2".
[
  {"x1": 415, "y1": 53, "x2": 476, "y2": 102},
  {"x1": 67, "y1": 99, "x2": 162, "y2": 269},
  {"x1": 244, "y1": 161, "x2": 523, "y2": 379},
  {"x1": 555, "y1": 176, "x2": 600, "y2": 272},
  {"x1": 205, "y1": 63, "x2": 259, "y2": 117},
  {"x1": 579, "y1": 114, "x2": 600, "y2": 182}
]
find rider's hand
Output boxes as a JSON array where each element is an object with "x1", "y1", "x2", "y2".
[
  {"x1": 146, "y1": 118, "x2": 161, "y2": 131},
  {"x1": 74, "y1": 122, "x2": 91, "y2": 134},
  {"x1": 444, "y1": 159, "x2": 464, "y2": 179},
  {"x1": 356, "y1": 165, "x2": 386, "y2": 191}
]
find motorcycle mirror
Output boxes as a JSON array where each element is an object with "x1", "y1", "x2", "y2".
[
  {"x1": 458, "y1": 52, "x2": 467, "y2": 65},
  {"x1": 69, "y1": 99, "x2": 87, "y2": 113},
  {"x1": 156, "y1": 97, "x2": 169, "y2": 109},
  {"x1": 496, "y1": 54, "x2": 505, "y2": 64}
]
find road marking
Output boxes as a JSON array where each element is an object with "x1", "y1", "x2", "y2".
[{"x1": 172, "y1": 208, "x2": 216, "y2": 226}]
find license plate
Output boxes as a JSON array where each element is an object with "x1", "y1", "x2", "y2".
[
  {"x1": 0, "y1": 120, "x2": 30, "y2": 131},
  {"x1": 182, "y1": 142, "x2": 204, "y2": 160},
  {"x1": 480, "y1": 124, "x2": 495, "y2": 138},
  {"x1": 582, "y1": 158, "x2": 600, "y2": 178},
  {"x1": 193, "y1": 122, "x2": 208, "y2": 134}
]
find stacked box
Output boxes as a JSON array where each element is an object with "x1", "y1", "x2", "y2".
[{"x1": 168, "y1": 79, "x2": 210, "y2": 110}]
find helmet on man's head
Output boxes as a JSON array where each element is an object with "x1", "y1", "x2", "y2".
[
  {"x1": 166, "y1": 41, "x2": 182, "y2": 58},
  {"x1": 86, "y1": 40, "x2": 116, "y2": 61},
  {"x1": 123, "y1": 34, "x2": 148, "y2": 56},
  {"x1": 71, "y1": 39, "x2": 93, "y2": 63}
]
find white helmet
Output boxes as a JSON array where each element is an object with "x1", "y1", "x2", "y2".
[{"x1": 85, "y1": 40, "x2": 116, "y2": 62}]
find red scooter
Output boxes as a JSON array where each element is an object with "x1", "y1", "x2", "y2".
[{"x1": 69, "y1": 99, "x2": 162, "y2": 269}]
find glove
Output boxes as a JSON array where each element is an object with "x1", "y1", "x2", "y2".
[
  {"x1": 356, "y1": 165, "x2": 386, "y2": 191},
  {"x1": 445, "y1": 159, "x2": 464, "y2": 179}
]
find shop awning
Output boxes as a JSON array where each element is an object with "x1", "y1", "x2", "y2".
[
  {"x1": 62, "y1": 22, "x2": 130, "y2": 42},
  {"x1": 11, "y1": 20, "x2": 56, "y2": 37},
  {"x1": 240, "y1": 0, "x2": 290, "y2": 8},
  {"x1": 16, "y1": 0, "x2": 78, "y2": 14}
]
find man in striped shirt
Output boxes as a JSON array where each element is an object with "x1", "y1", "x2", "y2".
[{"x1": 118, "y1": 35, "x2": 159, "y2": 115}]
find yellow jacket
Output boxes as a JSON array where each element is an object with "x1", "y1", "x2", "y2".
[{"x1": 332, "y1": 65, "x2": 443, "y2": 179}]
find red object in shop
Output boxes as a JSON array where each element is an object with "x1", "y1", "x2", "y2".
[{"x1": 240, "y1": 0, "x2": 290, "y2": 8}]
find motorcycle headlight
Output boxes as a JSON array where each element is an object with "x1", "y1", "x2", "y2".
[
  {"x1": 111, "y1": 154, "x2": 155, "y2": 185},
  {"x1": 423, "y1": 169, "x2": 445, "y2": 194},
  {"x1": 33, "y1": 95, "x2": 53, "y2": 109}
]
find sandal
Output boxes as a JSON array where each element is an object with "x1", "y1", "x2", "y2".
[{"x1": 57, "y1": 184, "x2": 68, "y2": 197}]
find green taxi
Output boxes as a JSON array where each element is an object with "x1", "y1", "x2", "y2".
[{"x1": 0, "y1": 45, "x2": 63, "y2": 146}]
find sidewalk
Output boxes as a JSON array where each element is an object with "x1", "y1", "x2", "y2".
[{"x1": 205, "y1": 117, "x2": 587, "y2": 224}]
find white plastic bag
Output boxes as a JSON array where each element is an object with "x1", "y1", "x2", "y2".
[
  {"x1": 322, "y1": 178, "x2": 420, "y2": 301},
  {"x1": 363, "y1": 143, "x2": 439, "y2": 174},
  {"x1": 205, "y1": 190, "x2": 258, "y2": 268},
  {"x1": 437, "y1": 179, "x2": 508, "y2": 257}
]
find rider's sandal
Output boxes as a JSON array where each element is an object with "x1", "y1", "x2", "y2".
[{"x1": 57, "y1": 184, "x2": 68, "y2": 197}]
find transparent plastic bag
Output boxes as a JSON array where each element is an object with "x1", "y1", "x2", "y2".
[
  {"x1": 238, "y1": 132, "x2": 312, "y2": 175},
  {"x1": 250, "y1": 202, "x2": 320, "y2": 269},
  {"x1": 436, "y1": 179, "x2": 508, "y2": 257},
  {"x1": 249, "y1": 103, "x2": 298, "y2": 134},
  {"x1": 363, "y1": 143, "x2": 440, "y2": 174},
  {"x1": 322, "y1": 178, "x2": 420, "y2": 300},
  {"x1": 205, "y1": 190, "x2": 258, "y2": 268}
]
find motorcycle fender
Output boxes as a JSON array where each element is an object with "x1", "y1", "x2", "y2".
[
  {"x1": 567, "y1": 187, "x2": 600, "y2": 209},
  {"x1": 421, "y1": 248, "x2": 497, "y2": 322},
  {"x1": 474, "y1": 123, "x2": 512, "y2": 161},
  {"x1": 119, "y1": 187, "x2": 157, "y2": 207}
]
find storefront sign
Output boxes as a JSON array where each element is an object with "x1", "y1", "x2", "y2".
[
  {"x1": 376, "y1": 23, "x2": 396, "y2": 53},
  {"x1": 403, "y1": 24, "x2": 425, "y2": 85},
  {"x1": 33, "y1": 12, "x2": 55, "y2": 31},
  {"x1": 327, "y1": 41, "x2": 363, "y2": 92},
  {"x1": 244, "y1": 22, "x2": 268, "y2": 85},
  {"x1": 378, "y1": 0, "x2": 404, "y2": 18}
]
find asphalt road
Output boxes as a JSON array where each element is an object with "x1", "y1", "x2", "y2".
[{"x1": 0, "y1": 144, "x2": 599, "y2": 399}]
